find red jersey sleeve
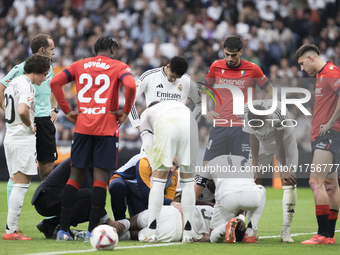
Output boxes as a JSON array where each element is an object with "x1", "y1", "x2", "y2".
[
  {"x1": 252, "y1": 64, "x2": 269, "y2": 89},
  {"x1": 205, "y1": 61, "x2": 217, "y2": 86},
  {"x1": 326, "y1": 68, "x2": 340, "y2": 95},
  {"x1": 50, "y1": 69, "x2": 73, "y2": 113}
]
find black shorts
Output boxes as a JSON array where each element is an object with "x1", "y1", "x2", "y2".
[
  {"x1": 203, "y1": 126, "x2": 250, "y2": 161},
  {"x1": 35, "y1": 117, "x2": 58, "y2": 162},
  {"x1": 71, "y1": 133, "x2": 118, "y2": 169},
  {"x1": 311, "y1": 129, "x2": 340, "y2": 165}
]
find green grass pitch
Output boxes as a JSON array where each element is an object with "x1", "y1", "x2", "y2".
[{"x1": 0, "y1": 182, "x2": 339, "y2": 255}]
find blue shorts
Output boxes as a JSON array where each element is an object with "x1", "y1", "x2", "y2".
[
  {"x1": 203, "y1": 126, "x2": 250, "y2": 161},
  {"x1": 311, "y1": 129, "x2": 340, "y2": 165},
  {"x1": 71, "y1": 133, "x2": 118, "y2": 169}
]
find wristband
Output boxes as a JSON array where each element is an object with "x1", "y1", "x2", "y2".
[{"x1": 27, "y1": 125, "x2": 34, "y2": 132}]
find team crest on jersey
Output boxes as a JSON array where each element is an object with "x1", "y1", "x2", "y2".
[
  {"x1": 241, "y1": 70, "x2": 245, "y2": 76},
  {"x1": 221, "y1": 69, "x2": 225, "y2": 74},
  {"x1": 320, "y1": 75, "x2": 323, "y2": 82},
  {"x1": 177, "y1": 84, "x2": 183, "y2": 91}
]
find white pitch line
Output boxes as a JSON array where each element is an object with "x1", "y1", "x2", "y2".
[
  {"x1": 22, "y1": 242, "x2": 183, "y2": 255},
  {"x1": 260, "y1": 230, "x2": 340, "y2": 239},
  {"x1": 22, "y1": 230, "x2": 340, "y2": 255}
]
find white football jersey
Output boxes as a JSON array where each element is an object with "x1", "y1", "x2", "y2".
[
  {"x1": 192, "y1": 205, "x2": 214, "y2": 241},
  {"x1": 243, "y1": 99, "x2": 296, "y2": 153},
  {"x1": 128, "y1": 67, "x2": 201, "y2": 128},
  {"x1": 196, "y1": 155, "x2": 258, "y2": 201},
  {"x1": 4, "y1": 75, "x2": 36, "y2": 140}
]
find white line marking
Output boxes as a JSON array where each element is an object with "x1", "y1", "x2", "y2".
[
  {"x1": 23, "y1": 230, "x2": 340, "y2": 255},
  {"x1": 22, "y1": 242, "x2": 183, "y2": 255},
  {"x1": 260, "y1": 230, "x2": 340, "y2": 239}
]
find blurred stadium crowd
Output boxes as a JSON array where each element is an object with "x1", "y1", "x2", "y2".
[{"x1": 0, "y1": 0, "x2": 339, "y2": 154}]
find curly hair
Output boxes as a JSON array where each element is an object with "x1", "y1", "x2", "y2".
[
  {"x1": 94, "y1": 36, "x2": 119, "y2": 54},
  {"x1": 30, "y1": 34, "x2": 53, "y2": 54},
  {"x1": 24, "y1": 54, "x2": 50, "y2": 74},
  {"x1": 169, "y1": 56, "x2": 188, "y2": 76},
  {"x1": 294, "y1": 44, "x2": 319, "y2": 60},
  {"x1": 223, "y1": 36, "x2": 243, "y2": 52}
]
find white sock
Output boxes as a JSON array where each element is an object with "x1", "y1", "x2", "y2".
[
  {"x1": 147, "y1": 178, "x2": 166, "y2": 236},
  {"x1": 6, "y1": 183, "x2": 30, "y2": 234},
  {"x1": 7, "y1": 179, "x2": 13, "y2": 206},
  {"x1": 119, "y1": 230, "x2": 131, "y2": 240},
  {"x1": 247, "y1": 185, "x2": 266, "y2": 236},
  {"x1": 282, "y1": 185, "x2": 297, "y2": 232},
  {"x1": 180, "y1": 178, "x2": 195, "y2": 233},
  {"x1": 118, "y1": 219, "x2": 130, "y2": 236},
  {"x1": 210, "y1": 223, "x2": 226, "y2": 243}
]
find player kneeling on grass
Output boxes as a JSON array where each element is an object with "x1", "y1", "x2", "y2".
[
  {"x1": 243, "y1": 100, "x2": 297, "y2": 242},
  {"x1": 195, "y1": 155, "x2": 266, "y2": 243},
  {"x1": 3, "y1": 54, "x2": 51, "y2": 240}
]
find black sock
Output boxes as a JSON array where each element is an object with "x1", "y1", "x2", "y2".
[
  {"x1": 329, "y1": 209, "x2": 339, "y2": 238},
  {"x1": 88, "y1": 186, "x2": 107, "y2": 232},
  {"x1": 317, "y1": 214, "x2": 329, "y2": 237},
  {"x1": 60, "y1": 185, "x2": 79, "y2": 232}
]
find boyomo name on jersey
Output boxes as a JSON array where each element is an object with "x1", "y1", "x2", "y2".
[
  {"x1": 84, "y1": 61, "x2": 110, "y2": 70},
  {"x1": 157, "y1": 91, "x2": 182, "y2": 100}
]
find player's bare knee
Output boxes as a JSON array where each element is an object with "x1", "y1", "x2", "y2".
[{"x1": 308, "y1": 178, "x2": 319, "y2": 191}]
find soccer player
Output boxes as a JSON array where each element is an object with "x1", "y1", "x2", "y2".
[
  {"x1": 0, "y1": 34, "x2": 58, "y2": 184},
  {"x1": 50, "y1": 36, "x2": 136, "y2": 241},
  {"x1": 128, "y1": 56, "x2": 201, "y2": 130},
  {"x1": 295, "y1": 44, "x2": 340, "y2": 245},
  {"x1": 109, "y1": 152, "x2": 178, "y2": 220},
  {"x1": 129, "y1": 205, "x2": 214, "y2": 242},
  {"x1": 32, "y1": 158, "x2": 126, "y2": 239},
  {"x1": 243, "y1": 100, "x2": 297, "y2": 242},
  {"x1": 139, "y1": 100, "x2": 198, "y2": 243},
  {"x1": 3, "y1": 54, "x2": 51, "y2": 240},
  {"x1": 202, "y1": 36, "x2": 273, "y2": 166},
  {"x1": 195, "y1": 155, "x2": 266, "y2": 244}
]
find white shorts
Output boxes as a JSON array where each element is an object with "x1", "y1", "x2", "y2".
[
  {"x1": 151, "y1": 113, "x2": 198, "y2": 174},
  {"x1": 210, "y1": 186, "x2": 265, "y2": 229},
  {"x1": 137, "y1": 206, "x2": 183, "y2": 242},
  {"x1": 4, "y1": 141, "x2": 37, "y2": 177},
  {"x1": 258, "y1": 134, "x2": 298, "y2": 177}
]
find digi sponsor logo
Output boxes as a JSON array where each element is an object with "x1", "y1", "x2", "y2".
[{"x1": 80, "y1": 107, "x2": 106, "y2": 114}]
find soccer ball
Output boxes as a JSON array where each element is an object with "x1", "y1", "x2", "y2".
[{"x1": 90, "y1": 225, "x2": 119, "y2": 250}]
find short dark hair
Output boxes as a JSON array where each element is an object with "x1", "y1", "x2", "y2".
[
  {"x1": 294, "y1": 44, "x2": 319, "y2": 60},
  {"x1": 94, "y1": 36, "x2": 119, "y2": 54},
  {"x1": 223, "y1": 36, "x2": 243, "y2": 52},
  {"x1": 30, "y1": 34, "x2": 53, "y2": 54},
  {"x1": 24, "y1": 54, "x2": 51, "y2": 74},
  {"x1": 169, "y1": 56, "x2": 188, "y2": 76},
  {"x1": 247, "y1": 104, "x2": 267, "y2": 123}
]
